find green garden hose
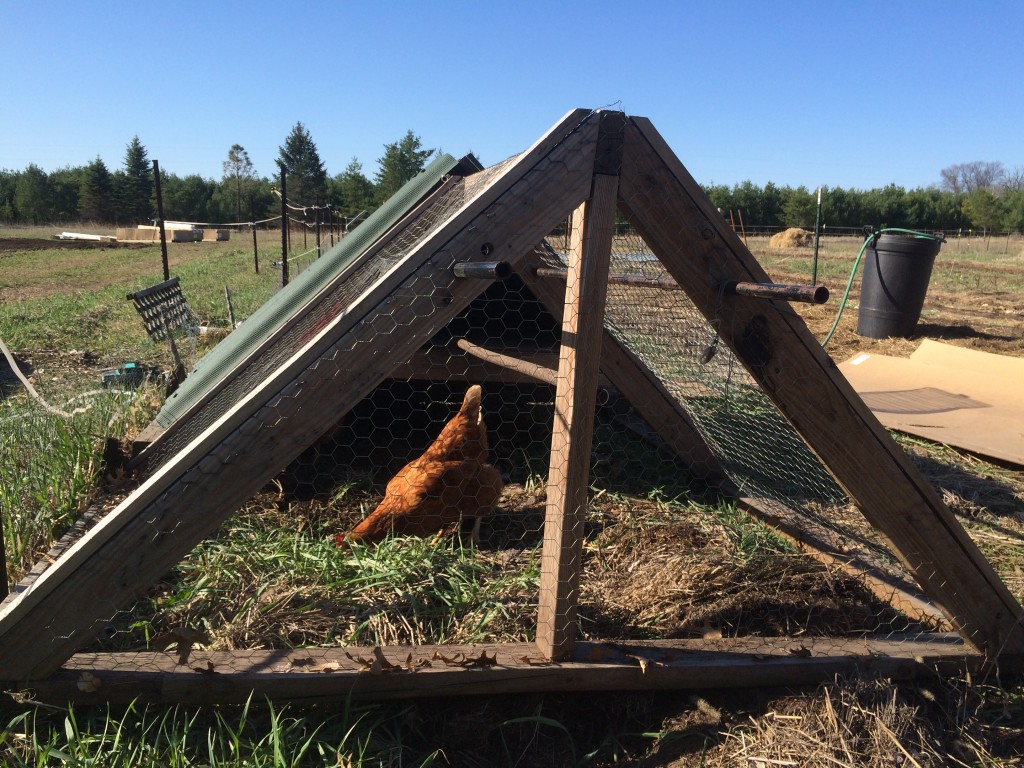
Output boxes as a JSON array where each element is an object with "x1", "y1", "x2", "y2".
[{"x1": 820, "y1": 227, "x2": 945, "y2": 348}]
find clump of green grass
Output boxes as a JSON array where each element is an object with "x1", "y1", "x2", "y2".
[
  {"x1": 0, "y1": 386, "x2": 158, "y2": 584},
  {"x1": 0, "y1": 696, "x2": 439, "y2": 767},
  {"x1": 99, "y1": 509, "x2": 541, "y2": 653},
  {"x1": 712, "y1": 502, "x2": 795, "y2": 565},
  {"x1": 0, "y1": 239, "x2": 279, "y2": 361}
]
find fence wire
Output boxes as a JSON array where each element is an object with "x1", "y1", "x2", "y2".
[{"x1": 3, "y1": 133, "x2": 958, "y2": 688}]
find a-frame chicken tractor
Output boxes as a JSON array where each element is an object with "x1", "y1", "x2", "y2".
[{"x1": 2, "y1": 109, "x2": 1021, "y2": 704}]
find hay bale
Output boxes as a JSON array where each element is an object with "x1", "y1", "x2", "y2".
[{"x1": 769, "y1": 227, "x2": 814, "y2": 249}]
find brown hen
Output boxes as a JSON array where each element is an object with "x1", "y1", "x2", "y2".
[{"x1": 337, "y1": 385, "x2": 502, "y2": 546}]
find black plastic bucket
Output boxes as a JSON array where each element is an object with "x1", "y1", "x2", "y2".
[{"x1": 856, "y1": 233, "x2": 942, "y2": 338}]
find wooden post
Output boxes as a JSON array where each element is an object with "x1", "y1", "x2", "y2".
[
  {"x1": 315, "y1": 195, "x2": 322, "y2": 259},
  {"x1": 0, "y1": 108, "x2": 599, "y2": 681},
  {"x1": 279, "y1": 165, "x2": 289, "y2": 288},
  {"x1": 250, "y1": 198, "x2": 259, "y2": 274},
  {"x1": 618, "y1": 117, "x2": 1024, "y2": 656},
  {"x1": 152, "y1": 160, "x2": 169, "y2": 282},
  {"x1": 536, "y1": 171, "x2": 619, "y2": 661}
]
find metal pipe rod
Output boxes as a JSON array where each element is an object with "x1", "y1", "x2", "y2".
[
  {"x1": 535, "y1": 266, "x2": 828, "y2": 304},
  {"x1": 153, "y1": 159, "x2": 169, "y2": 282},
  {"x1": 723, "y1": 280, "x2": 829, "y2": 304},
  {"x1": 452, "y1": 261, "x2": 512, "y2": 279}
]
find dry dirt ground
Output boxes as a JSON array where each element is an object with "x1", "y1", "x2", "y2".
[
  {"x1": 0, "y1": 238, "x2": 144, "y2": 251},
  {"x1": 778, "y1": 265, "x2": 1024, "y2": 364}
]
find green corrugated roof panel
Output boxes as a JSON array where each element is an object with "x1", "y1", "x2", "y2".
[{"x1": 153, "y1": 153, "x2": 468, "y2": 431}]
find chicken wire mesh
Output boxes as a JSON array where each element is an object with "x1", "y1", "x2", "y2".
[
  {"x1": 3, "y1": 111, "x2": 983, "y2": 696},
  {"x1": 538, "y1": 224, "x2": 941, "y2": 643},
  {"x1": 137, "y1": 158, "x2": 506, "y2": 475},
  {"x1": 74, "y1": 221, "x2": 936, "y2": 667}
]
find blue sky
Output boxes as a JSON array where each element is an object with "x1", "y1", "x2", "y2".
[{"x1": 2, "y1": 1, "x2": 1022, "y2": 193}]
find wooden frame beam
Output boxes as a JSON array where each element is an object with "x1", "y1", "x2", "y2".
[
  {"x1": 130, "y1": 173, "x2": 471, "y2": 466},
  {"x1": 617, "y1": 116, "x2": 1024, "y2": 656},
  {"x1": 3, "y1": 108, "x2": 1021, "y2": 704},
  {"x1": 536, "y1": 171, "x2": 619, "y2": 660},
  {"x1": 0, "y1": 109, "x2": 600, "y2": 682},
  {"x1": 8, "y1": 635, "x2": 1002, "y2": 707}
]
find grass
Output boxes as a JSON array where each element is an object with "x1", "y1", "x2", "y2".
[
  {"x1": 755, "y1": 232, "x2": 1024, "y2": 317},
  {"x1": 1, "y1": 696, "x2": 442, "y2": 767},
  {"x1": 0, "y1": 387, "x2": 158, "y2": 583},
  {"x1": 0, "y1": 229, "x2": 283, "y2": 366},
  {"x1": 108, "y1": 513, "x2": 542, "y2": 652},
  {"x1": 1, "y1": 226, "x2": 1022, "y2": 765}
]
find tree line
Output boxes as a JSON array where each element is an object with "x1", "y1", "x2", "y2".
[
  {"x1": 704, "y1": 159, "x2": 1024, "y2": 235},
  {"x1": 0, "y1": 122, "x2": 435, "y2": 230},
  {"x1": 2, "y1": 124, "x2": 1023, "y2": 235}
]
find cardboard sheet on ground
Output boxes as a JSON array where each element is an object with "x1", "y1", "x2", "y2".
[{"x1": 838, "y1": 340, "x2": 1024, "y2": 466}]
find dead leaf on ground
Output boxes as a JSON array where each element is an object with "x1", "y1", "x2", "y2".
[
  {"x1": 518, "y1": 655, "x2": 553, "y2": 666},
  {"x1": 152, "y1": 627, "x2": 210, "y2": 665},
  {"x1": 432, "y1": 649, "x2": 498, "y2": 668},
  {"x1": 346, "y1": 647, "x2": 403, "y2": 674},
  {"x1": 405, "y1": 653, "x2": 431, "y2": 671},
  {"x1": 76, "y1": 671, "x2": 102, "y2": 693}
]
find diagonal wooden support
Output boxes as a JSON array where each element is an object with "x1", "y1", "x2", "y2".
[
  {"x1": 536, "y1": 155, "x2": 620, "y2": 660},
  {"x1": 617, "y1": 116, "x2": 1024, "y2": 657},
  {"x1": 0, "y1": 109, "x2": 600, "y2": 682},
  {"x1": 131, "y1": 169, "x2": 472, "y2": 473},
  {"x1": 4, "y1": 107, "x2": 1019, "y2": 702}
]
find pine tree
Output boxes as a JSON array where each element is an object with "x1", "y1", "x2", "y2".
[
  {"x1": 13, "y1": 164, "x2": 52, "y2": 225},
  {"x1": 79, "y1": 157, "x2": 115, "y2": 223},
  {"x1": 0, "y1": 170, "x2": 16, "y2": 222},
  {"x1": 118, "y1": 136, "x2": 153, "y2": 224},
  {"x1": 330, "y1": 158, "x2": 375, "y2": 226},
  {"x1": 222, "y1": 144, "x2": 255, "y2": 222},
  {"x1": 47, "y1": 167, "x2": 83, "y2": 222},
  {"x1": 277, "y1": 122, "x2": 327, "y2": 206},
  {"x1": 373, "y1": 130, "x2": 435, "y2": 204},
  {"x1": 163, "y1": 174, "x2": 216, "y2": 223}
]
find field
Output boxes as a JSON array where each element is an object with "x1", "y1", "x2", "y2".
[
  {"x1": 1, "y1": 224, "x2": 1023, "y2": 766},
  {"x1": 758, "y1": 231, "x2": 1024, "y2": 363}
]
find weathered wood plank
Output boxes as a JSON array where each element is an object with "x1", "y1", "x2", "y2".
[
  {"x1": 536, "y1": 171, "x2": 619, "y2": 660},
  {"x1": 0, "y1": 109, "x2": 600, "y2": 681},
  {"x1": 7, "y1": 635, "x2": 1005, "y2": 706},
  {"x1": 130, "y1": 174, "x2": 468, "y2": 471},
  {"x1": 619, "y1": 116, "x2": 1024, "y2": 656}
]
